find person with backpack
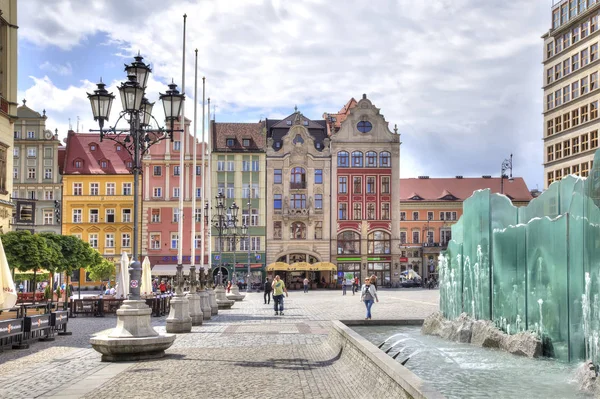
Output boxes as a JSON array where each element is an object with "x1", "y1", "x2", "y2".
[
  {"x1": 360, "y1": 277, "x2": 379, "y2": 320},
  {"x1": 264, "y1": 278, "x2": 272, "y2": 304}
]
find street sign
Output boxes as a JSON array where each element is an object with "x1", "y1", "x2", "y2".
[
  {"x1": 214, "y1": 255, "x2": 220, "y2": 261},
  {"x1": 255, "y1": 254, "x2": 261, "y2": 260}
]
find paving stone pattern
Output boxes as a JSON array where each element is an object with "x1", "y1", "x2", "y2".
[{"x1": 0, "y1": 288, "x2": 439, "y2": 399}]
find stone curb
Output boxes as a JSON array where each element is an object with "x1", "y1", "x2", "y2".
[{"x1": 331, "y1": 320, "x2": 445, "y2": 399}]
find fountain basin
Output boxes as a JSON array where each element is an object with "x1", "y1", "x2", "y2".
[{"x1": 90, "y1": 333, "x2": 175, "y2": 362}]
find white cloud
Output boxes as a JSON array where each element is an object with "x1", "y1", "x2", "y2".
[
  {"x1": 18, "y1": 0, "x2": 551, "y2": 189},
  {"x1": 39, "y1": 61, "x2": 73, "y2": 76}
]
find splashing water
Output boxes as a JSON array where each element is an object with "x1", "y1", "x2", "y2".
[{"x1": 538, "y1": 299, "x2": 544, "y2": 336}]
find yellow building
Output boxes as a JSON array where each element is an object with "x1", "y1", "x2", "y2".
[
  {"x1": 0, "y1": 0, "x2": 18, "y2": 232},
  {"x1": 62, "y1": 131, "x2": 139, "y2": 287}
]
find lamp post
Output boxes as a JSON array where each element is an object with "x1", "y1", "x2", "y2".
[
  {"x1": 228, "y1": 202, "x2": 240, "y2": 285},
  {"x1": 87, "y1": 54, "x2": 179, "y2": 361},
  {"x1": 206, "y1": 193, "x2": 227, "y2": 286},
  {"x1": 500, "y1": 153, "x2": 514, "y2": 195}
]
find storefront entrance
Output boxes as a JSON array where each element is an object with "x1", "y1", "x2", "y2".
[{"x1": 367, "y1": 262, "x2": 391, "y2": 288}]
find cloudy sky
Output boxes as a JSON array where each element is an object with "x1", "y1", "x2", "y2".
[{"x1": 18, "y1": 0, "x2": 551, "y2": 190}]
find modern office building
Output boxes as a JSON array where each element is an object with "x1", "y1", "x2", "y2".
[
  {"x1": 543, "y1": 0, "x2": 600, "y2": 188},
  {"x1": 62, "y1": 131, "x2": 137, "y2": 287},
  {"x1": 0, "y1": 0, "x2": 18, "y2": 232},
  {"x1": 210, "y1": 120, "x2": 266, "y2": 284},
  {"x1": 327, "y1": 95, "x2": 401, "y2": 286},
  {"x1": 12, "y1": 102, "x2": 62, "y2": 234}
]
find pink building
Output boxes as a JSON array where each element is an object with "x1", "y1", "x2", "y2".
[{"x1": 141, "y1": 118, "x2": 209, "y2": 276}]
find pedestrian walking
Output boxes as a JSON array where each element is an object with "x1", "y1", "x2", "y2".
[
  {"x1": 303, "y1": 277, "x2": 310, "y2": 293},
  {"x1": 342, "y1": 278, "x2": 347, "y2": 295},
  {"x1": 272, "y1": 275, "x2": 288, "y2": 316},
  {"x1": 264, "y1": 278, "x2": 272, "y2": 304},
  {"x1": 370, "y1": 274, "x2": 378, "y2": 290},
  {"x1": 360, "y1": 277, "x2": 379, "y2": 320}
]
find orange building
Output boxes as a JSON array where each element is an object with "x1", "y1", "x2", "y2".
[{"x1": 400, "y1": 176, "x2": 532, "y2": 280}]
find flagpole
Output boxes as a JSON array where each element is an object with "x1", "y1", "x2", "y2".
[
  {"x1": 207, "y1": 97, "x2": 212, "y2": 284},
  {"x1": 191, "y1": 49, "x2": 198, "y2": 281},
  {"x1": 200, "y1": 76, "x2": 206, "y2": 285}
]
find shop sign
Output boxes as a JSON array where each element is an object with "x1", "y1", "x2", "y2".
[
  {"x1": 400, "y1": 257, "x2": 408, "y2": 262},
  {"x1": 337, "y1": 257, "x2": 361, "y2": 261}
]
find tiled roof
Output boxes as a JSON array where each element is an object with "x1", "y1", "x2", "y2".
[
  {"x1": 324, "y1": 98, "x2": 358, "y2": 132},
  {"x1": 400, "y1": 177, "x2": 533, "y2": 202},
  {"x1": 265, "y1": 111, "x2": 328, "y2": 152},
  {"x1": 63, "y1": 131, "x2": 133, "y2": 175},
  {"x1": 211, "y1": 122, "x2": 265, "y2": 152}
]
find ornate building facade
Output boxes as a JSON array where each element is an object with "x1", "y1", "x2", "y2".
[
  {"x1": 12, "y1": 101, "x2": 62, "y2": 234},
  {"x1": 265, "y1": 110, "x2": 332, "y2": 280},
  {"x1": 327, "y1": 95, "x2": 401, "y2": 286}
]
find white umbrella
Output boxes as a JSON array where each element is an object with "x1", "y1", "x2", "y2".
[
  {"x1": 116, "y1": 251, "x2": 130, "y2": 299},
  {"x1": 140, "y1": 256, "x2": 152, "y2": 296},
  {"x1": 0, "y1": 237, "x2": 17, "y2": 309}
]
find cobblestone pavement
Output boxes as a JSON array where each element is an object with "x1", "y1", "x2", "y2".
[{"x1": 0, "y1": 288, "x2": 439, "y2": 399}]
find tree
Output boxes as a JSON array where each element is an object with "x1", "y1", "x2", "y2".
[
  {"x1": 1, "y1": 230, "x2": 50, "y2": 273},
  {"x1": 87, "y1": 257, "x2": 115, "y2": 283}
]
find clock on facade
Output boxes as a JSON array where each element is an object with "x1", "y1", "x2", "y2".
[{"x1": 357, "y1": 120, "x2": 372, "y2": 133}]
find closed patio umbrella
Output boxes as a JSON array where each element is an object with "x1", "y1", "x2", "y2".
[
  {"x1": 116, "y1": 252, "x2": 130, "y2": 299},
  {"x1": 0, "y1": 237, "x2": 16, "y2": 310},
  {"x1": 140, "y1": 256, "x2": 152, "y2": 296}
]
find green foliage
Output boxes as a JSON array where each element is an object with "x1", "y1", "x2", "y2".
[
  {"x1": 15, "y1": 273, "x2": 49, "y2": 283},
  {"x1": 44, "y1": 284, "x2": 53, "y2": 300},
  {"x1": 55, "y1": 286, "x2": 61, "y2": 299},
  {"x1": 87, "y1": 257, "x2": 115, "y2": 282},
  {"x1": 1, "y1": 231, "x2": 50, "y2": 272}
]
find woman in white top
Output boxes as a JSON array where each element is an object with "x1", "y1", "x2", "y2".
[{"x1": 360, "y1": 277, "x2": 379, "y2": 320}]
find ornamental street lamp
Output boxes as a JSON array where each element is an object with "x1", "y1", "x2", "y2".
[
  {"x1": 87, "y1": 54, "x2": 181, "y2": 360},
  {"x1": 500, "y1": 153, "x2": 514, "y2": 195},
  {"x1": 228, "y1": 202, "x2": 240, "y2": 285},
  {"x1": 205, "y1": 193, "x2": 227, "y2": 286}
]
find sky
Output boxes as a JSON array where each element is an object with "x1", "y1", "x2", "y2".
[{"x1": 17, "y1": 0, "x2": 551, "y2": 190}]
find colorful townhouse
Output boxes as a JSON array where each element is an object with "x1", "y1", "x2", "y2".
[
  {"x1": 327, "y1": 95, "x2": 401, "y2": 286},
  {"x1": 141, "y1": 118, "x2": 210, "y2": 276},
  {"x1": 210, "y1": 121, "x2": 267, "y2": 284},
  {"x1": 62, "y1": 131, "x2": 137, "y2": 287}
]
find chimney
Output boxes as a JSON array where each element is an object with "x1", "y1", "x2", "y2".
[{"x1": 456, "y1": 176, "x2": 463, "y2": 179}]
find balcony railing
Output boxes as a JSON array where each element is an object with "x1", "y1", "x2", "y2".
[{"x1": 290, "y1": 182, "x2": 306, "y2": 189}]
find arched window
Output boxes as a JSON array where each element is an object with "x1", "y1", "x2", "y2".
[
  {"x1": 337, "y1": 231, "x2": 361, "y2": 255},
  {"x1": 352, "y1": 151, "x2": 363, "y2": 167},
  {"x1": 338, "y1": 151, "x2": 349, "y2": 167},
  {"x1": 368, "y1": 231, "x2": 391, "y2": 254},
  {"x1": 380, "y1": 151, "x2": 391, "y2": 167},
  {"x1": 366, "y1": 151, "x2": 377, "y2": 167},
  {"x1": 290, "y1": 222, "x2": 307, "y2": 239},
  {"x1": 290, "y1": 167, "x2": 306, "y2": 189}
]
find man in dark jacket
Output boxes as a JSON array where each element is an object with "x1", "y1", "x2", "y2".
[{"x1": 264, "y1": 278, "x2": 272, "y2": 304}]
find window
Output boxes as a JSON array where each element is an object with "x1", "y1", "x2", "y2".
[
  {"x1": 123, "y1": 183, "x2": 132, "y2": 195},
  {"x1": 151, "y1": 209, "x2": 160, "y2": 223},
  {"x1": 582, "y1": 162, "x2": 590, "y2": 177},
  {"x1": 153, "y1": 165, "x2": 162, "y2": 176},
  {"x1": 338, "y1": 151, "x2": 349, "y2": 167},
  {"x1": 563, "y1": 140, "x2": 571, "y2": 157},
  {"x1": 89, "y1": 209, "x2": 99, "y2": 223},
  {"x1": 227, "y1": 183, "x2": 234, "y2": 198},
  {"x1": 547, "y1": 93, "x2": 554, "y2": 110},
  {"x1": 555, "y1": 142, "x2": 562, "y2": 160},
  {"x1": 381, "y1": 203, "x2": 390, "y2": 220},
  {"x1": 121, "y1": 233, "x2": 131, "y2": 248},
  {"x1": 380, "y1": 176, "x2": 391, "y2": 194},
  {"x1": 290, "y1": 167, "x2": 306, "y2": 189},
  {"x1": 592, "y1": 101, "x2": 599, "y2": 119},
  {"x1": 195, "y1": 208, "x2": 202, "y2": 222},
  {"x1": 12, "y1": 167, "x2": 17, "y2": 180},
  {"x1": 73, "y1": 209, "x2": 82, "y2": 223},
  {"x1": 563, "y1": 59, "x2": 570, "y2": 76},
  {"x1": 593, "y1": 44, "x2": 599, "y2": 63},
  {"x1": 251, "y1": 208, "x2": 258, "y2": 226},
  {"x1": 338, "y1": 176, "x2": 347, "y2": 194},
  {"x1": 572, "y1": 109, "x2": 579, "y2": 127},
  {"x1": 28, "y1": 190, "x2": 36, "y2": 200},
  {"x1": 380, "y1": 152, "x2": 391, "y2": 167},
  {"x1": 153, "y1": 187, "x2": 162, "y2": 198},
  {"x1": 573, "y1": 53, "x2": 579, "y2": 72},
  {"x1": 106, "y1": 209, "x2": 115, "y2": 223},
  {"x1": 427, "y1": 211, "x2": 434, "y2": 220},
  {"x1": 44, "y1": 190, "x2": 53, "y2": 200},
  {"x1": 582, "y1": 105, "x2": 589, "y2": 123},
  {"x1": 351, "y1": 151, "x2": 363, "y2": 167},
  {"x1": 366, "y1": 176, "x2": 376, "y2": 194},
  {"x1": 252, "y1": 160, "x2": 259, "y2": 171},
  {"x1": 274, "y1": 194, "x2": 282, "y2": 210},
  {"x1": 13, "y1": 148, "x2": 18, "y2": 157},
  {"x1": 43, "y1": 210, "x2": 53, "y2": 225},
  {"x1": 573, "y1": 164, "x2": 580, "y2": 175},
  {"x1": 353, "y1": 202, "x2": 362, "y2": 220},
  {"x1": 582, "y1": 48, "x2": 589, "y2": 67},
  {"x1": 314, "y1": 169, "x2": 322, "y2": 184},
  {"x1": 102, "y1": 233, "x2": 114, "y2": 248},
  {"x1": 367, "y1": 203, "x2": 376, "y2": 220},
  {"x1": 338, "y1": 231, "x2": 361, "y2": 255},
  {"x1": 400, "y1": 211, "x2": 406, "y2": 221},
  {"x1": 413, "y1": 211, "x2": 419, "y2": 220},
  {"x1": 251, "y1": 237, "x2": 261, "y2": 251},
  {"x1": 173, "y1": 187, "x2": 180, "y2": 198},
  {"x1": 368, "y1": 231, "x2": 391, "y2": 254},
  {"x1": 582, "y1": 21, "x2": 589, "y2": 39},
  {"x1": 412, "y1": 231, "x2": 420, "y2": 244},
  {"x1": 243, "y1": 138, "x2": 251, "y2": 147},
  {"x1": 150, "y1": 234, "x2": 161, "y2": 249},
  {"x1": 290, "y1": 194, "x2": 306, "y2": 209},
  {"x1": 314, "y1": 221, "x2": 323, "y2": 239},
  {"x1": 13, "y1": 130, "x2": 20, "y2": 139},
  {"x1": 196, "y1": 188, "x2": 202, "y2": 198},
  {"x1": 573, "y1": 26, "x2": 580, "y2": 44},
  {"x1": 582, "y1": 76, "x2": 589, "y2": 96},
  {"x1": 555, "y1": 63, "x2": 562, "y2": 81},
  {"x1": 74, "y1": 160, "x2": 82, "y2": 169},
  {"x1": 338, "y1": 203, "x2": 347, "y2": 220},
  {"x1": 106, "y1": 183, "x2": 115, "y2": 195},
  {"x1": 100, "y1": 160, "x2": 108, "y2": 169},
  {"x1": 273, "y1": 221, "x2": 282, "y2": 239},
  {"x1": 564, "y1": 112, "x2": 571, "y2": 130},
  {"x1": 290, "y1": 222, "x2": 306, "y2": 239},
  {"x1": 573, "y1": 137, "x2": 580, "y2": 154},
  {"x1": 366, "y1": 151, "x2": 377, "y2": 167},
  {"x1": 273, "y1": 169, "x2": 282, "y2": 184},
  {"x1": 547, "y1": 119, "x2": 554, "y2": 136},
  {"x1": 122, "y1": 209, "x2": 131, "y2": 223},
  {"x1": 173, "y1": 166, "x2": 180, "y2": 176},
  {"x1": 547, "y1": 42, "x2": 554, "y2": 59},
  {"x1": 27, "y1": 168, "x2": 36, "y2": 179},
  {"x1": 548, "y1": 145, "x2": 554, "y2": 162},
  {"x1": 173, "y1": 141, "x2": 181, "y2": 151},
  {"x1": 173, "y1": 208, "x2": 180, "y2": 222},
  {"x1": 357, "y1": 120, "x2": 373, "y2": 133},
  {"x1": 582, "y1": 133, "x2": 589, "y2": 151},
  {"x1": 242, "y1": 183, "x2": 250, "y2": 199},
  {"x1": 89, "y1": 183, "x2": 99, "y2": 196},
  {"x1": 441, "y1": 230, "x2": 452, "y2": 246},
  {"x1": 353, "y1": 176, "x2": 362, "y2": 193},
  {"x1": 27, "y1": 147, "x2": 36, "y2": 157},
  {"x1": 313, "y1": 194, "x2": 322, "y2": 210},
  {"x1": 217, "y1": 160, "x2": 225, "y2": 171},
  {"x1": 556, "y1": 169, "x2": 563, "y2": 181},
  {"x1": 226, "y1": 138, "x2": 235, "y2": 147},
  {"x1": 593, "y1": 16, "x2": 599, "y2": 33},
  {"x1": 89, "y1": 234, "x2": 98, "y2": 248},
  {"x1": 555, "y1": 89, "x2": 562, "y2": 107},
  {"x1": 195, "y1": 165, "x2": 202, "y2": 176},
  {"x1": 227, "y1": 161, "x2": 234, "y2": 171},
  {"x1": 592, "y1": 130, "x2": 599, "y2": 148},
  {"x1": 242, "y1": 160, "x2": 250, "y2": 171},
  {"x1": 73, "y1": 183, "x2": 82, "y2": 196},
  {"x1": 564, "y1": 166, "x2": 571, "y2": 176}
]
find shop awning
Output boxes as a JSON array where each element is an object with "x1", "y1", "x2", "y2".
[
  {"x1": 234, "y1": 264, "x2": 263, "y2": 269},
  {"x1": 266, "y1": 262, "x2": 290, "y2": 271},
  {"x1": 289, "y1": 262, "x2": 311, "y2": 271},
  {"x1": 311, "y1": 262, "x2": 337, "y2": 271}
]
